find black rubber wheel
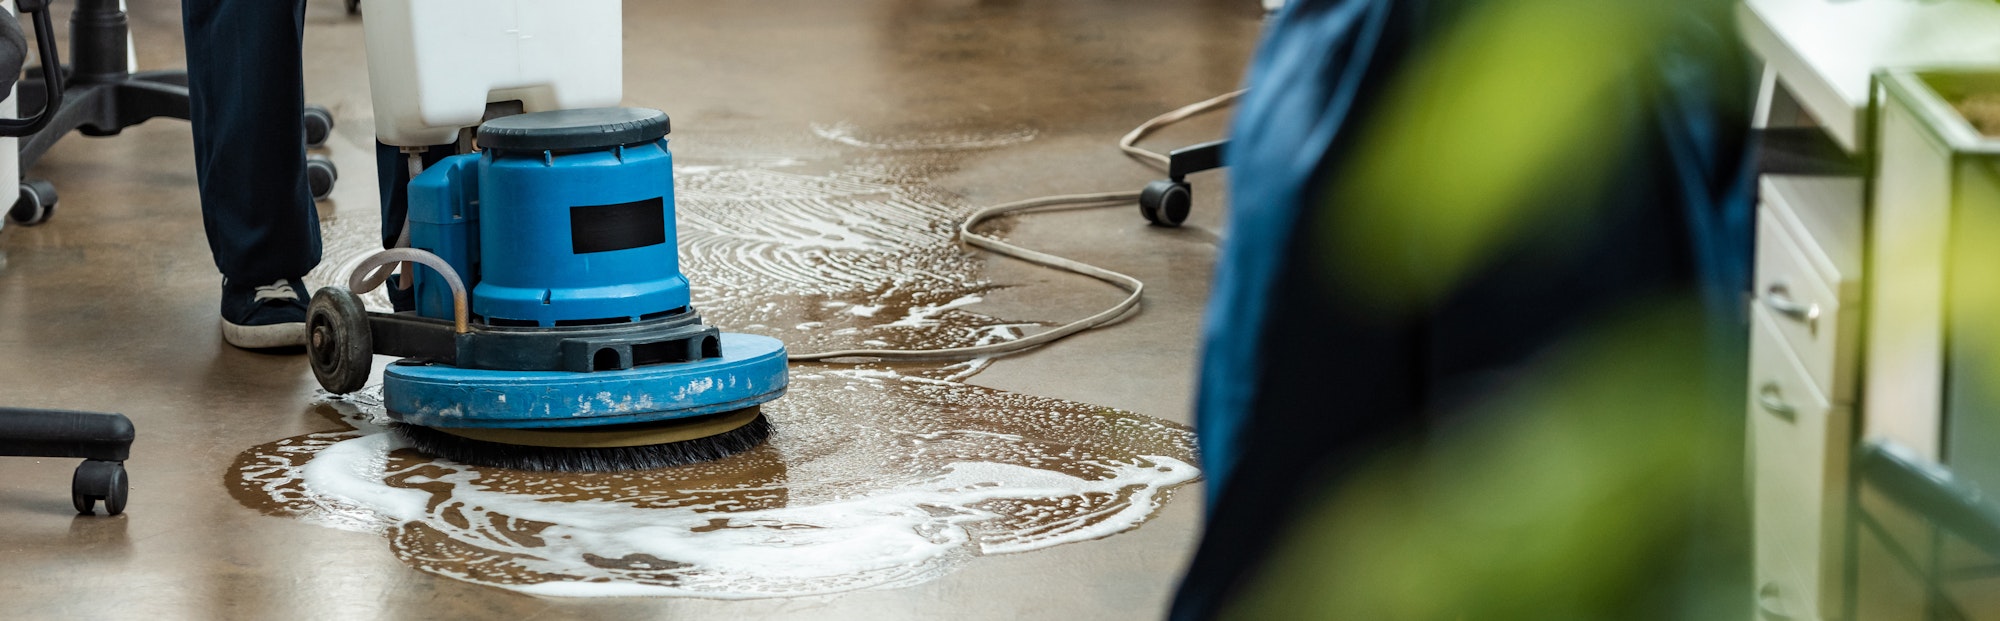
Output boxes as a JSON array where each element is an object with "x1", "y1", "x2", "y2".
[
  {"x1": 303, "y1": 104, "x2": 335, "y2": 148},
  {"x1": 308, "y1": 287, "x2": 374, "y2": 394},
  {"x1": 307, "y1": 156, "x2": 338, "y2": 201},
  {"x1": 1138, "y1": 179, "x2": 1191, "y2": 227},
  {"x1": 71, "y1": 460, "x2": 128, "y2": 516},
  {"x1": 8, "y1": 179, "x2": 56, "y2": 226},
  {"x1": 346, "y1": 0, "x2": 360, "y2": 14}
]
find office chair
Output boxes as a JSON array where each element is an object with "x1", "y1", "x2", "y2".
[
  {"x1": 0, "y1": 0, "x2": 134, "y2": 517},
  {"x1": 0, "y1": 0, "x2": 353, "y2": 516},
  {"x1": 2, "y1": 0, "x2": 337, "y2": 228}
]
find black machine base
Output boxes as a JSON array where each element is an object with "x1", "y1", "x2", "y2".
[
  {"x1": 365, "y1": 307, "x2": 723, "y2": 373},
  {"x1": 307, "y1": 284, "x2": 727, "y2": 396}
]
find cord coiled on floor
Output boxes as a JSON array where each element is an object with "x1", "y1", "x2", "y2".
[{"x1": 790, "y1": 91, "x2": 1243, "y2": 362}]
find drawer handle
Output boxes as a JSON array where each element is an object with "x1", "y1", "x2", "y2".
[
  {"x1": 1757, "y1": 382, "x2": 1797, "y2": 421},
  {"x1": 1765, "y1": 282, "x2": 1821, "y2": 334},
  {"x1": 1757, "y1": 582, "x2": 1794, "y2": 619}
]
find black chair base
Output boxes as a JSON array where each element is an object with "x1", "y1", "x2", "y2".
[
  {"x1": 3, "y1": 0, "x2": 336, "y2": 228},
  {"x1": 0, "y1": 407, "x2": 133, "y2": 516},
  {"x1": 1139, "y1": 139, "x2": 1225, "y2": 227},
  {"x1": 15, "y1": 67, "x2": 189, "y2": 165}
]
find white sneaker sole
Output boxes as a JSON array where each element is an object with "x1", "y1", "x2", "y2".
[{"x1": 222, "y1": 320, "x2": 308, "y2": 349}]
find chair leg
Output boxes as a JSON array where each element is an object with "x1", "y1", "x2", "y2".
[
  {"x1": 1138, "y1": 139, "x2": 1226, "y2": 227},
  {"x1": 108, "y1": 78, "x2": 190, "y2": 126},
  {"x1": 131, "y1": 69, "x2": 188, "y2": 88}
]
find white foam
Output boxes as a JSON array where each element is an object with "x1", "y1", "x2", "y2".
[
  {"x1": 845, "y1": 304, "x2": 882, "y2": 318},
  {"x1": 282, "y1": 373, "x2": 1199, "y2": 599},
  {"x1": 809, "y1": 121, "x2": 1037, "y2": 151},
  {"x1": 885, "y1": 295, "x2": 984, "y2": 329},
  {"x1": 299, "y1": 432, "x2": 429, "y2": 524}
]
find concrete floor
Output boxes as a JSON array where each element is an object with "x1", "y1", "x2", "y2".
[{"x1": 0, "y1": 1, "x2": 1258, "y2": 619}]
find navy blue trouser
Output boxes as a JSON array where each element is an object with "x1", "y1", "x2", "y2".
[
  {"x1": 182, "y1": 0, "x2": 320, "y2": 285},
  {"x1": 374, "y1": 142, "x2": 452, "y2": 249}
]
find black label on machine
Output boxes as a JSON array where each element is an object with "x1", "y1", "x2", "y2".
[{"x1": 570, "y1": 197, "x2": 667, "y2": 254}]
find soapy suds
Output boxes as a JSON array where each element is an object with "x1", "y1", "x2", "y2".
[
  {"x1": 229, "y1": 369, "x2": 1198, "y2": 598},
  {"x1": 255, "y1": 123, "x2": 1199, "y2": 598},
  {"x1": 810, "y1": 121, "x2": 1037, "y2": 151},
  {"x1": 672, "y1": 145, "x2": 1031, "y2": 356}
]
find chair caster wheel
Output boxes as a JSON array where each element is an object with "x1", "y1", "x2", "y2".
[
  {"x1": 308, "y1": 286, "x2": 374, "y2": 394},
  {"x1": 71, "y1": 460, "x2": 128, "y2": 516},
  {"x1": 1139, "y1": 179, "x2": 1191, "y2": 227},
  {"x1": 8, "y1": 179, "x2": 56, "y2": 226},
  {"x1": 304, "y1": 104, "x2": 335, "y2": 148},
  {"x1": 307, "y1": 155, "x2": 338, "y2": 201}
]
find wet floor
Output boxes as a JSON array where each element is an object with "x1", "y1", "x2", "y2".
[
  {"x1": 0, "y1": 1, "x2": 1255, "y2": 618},
  {"x1": 265, "y1": 122, "x2": 1203, "y2": 599},
  {"x1": 230, "y1": 371, "x2": 1197, "y2": 599}
]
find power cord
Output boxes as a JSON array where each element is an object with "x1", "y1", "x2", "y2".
[{"x1": 789, "y1": 90, "x2": 1244, "y2": 362}]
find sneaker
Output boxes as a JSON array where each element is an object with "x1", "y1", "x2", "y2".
[{"x1": 220, "y1": 277, "x2": 310, "y2": 349}]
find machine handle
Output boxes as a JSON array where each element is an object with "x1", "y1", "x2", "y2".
[
  {"x1": 349, "y1": 247, "x2": 470, "y2": 334},
  {"x1": 1764, "y1": 282, "x2": 1820, "y2": 334},
  {"x1": 1757, "y1": 382, "x2": 1797, "y2": 421}
]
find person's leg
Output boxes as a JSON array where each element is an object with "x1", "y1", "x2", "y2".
[
  {"x1": 376, "y1": 141, "x2": 405, "y2": 249},
  {"x1": 183, "y1": 0, "x2": 318, "y2": 348},
  {"x1": 375, "y1": 141, "x2": 453, "y2": 312},
  {"x1": 374, "y1": 141, "x2": 455, "y2": 248}
]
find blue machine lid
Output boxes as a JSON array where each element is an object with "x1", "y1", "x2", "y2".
[{"x1": 479, "y1": 107, "x2": 671, "y2": 153}]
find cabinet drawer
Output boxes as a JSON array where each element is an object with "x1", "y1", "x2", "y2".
[
  {"x1": 1756, "y1": 205, "x2": 1857, "y2": 401},
  {"x1": 1750, "y1": 305, "x2": 1851, "y2": 621},
  {"x1": 1760, "y1": 176, "x2": 1863, "y2": 292}
]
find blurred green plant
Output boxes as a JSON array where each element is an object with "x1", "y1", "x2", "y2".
[
  {"x1": 1223, "y1": 0, "x2": 1748, "y2": 618},
  {"x1": 1325, "y1": 0, "x2": 1680, "y2": 306},
  {"x1": 1224, "y1": 304, "x2": 1740, "y2": 620}
]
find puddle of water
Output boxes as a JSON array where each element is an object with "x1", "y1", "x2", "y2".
[
  {"x1": 307, "y1": 210, "x2": 396, "y2": 312},
  {"x1": 673, "y1": 129, "x2": 1044, "y2": 356},
  {"x1": 250, "y1": 122, "x2": 1200, "y2": 598},
  {"x1": 228, "y1": 368, "x2": 1198, "y2": 598}
]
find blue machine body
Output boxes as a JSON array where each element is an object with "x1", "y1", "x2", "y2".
[
  {"x1": 406, "y1": 153, "x2": 480, "y2": 321},
  {"x1": 476, "y1": 138, "x2": 689, "y2": 326},
  {"x1": 407, "y1": 141, "x2": 690, "y2": 326},
  {"x1": 391, "y1": 107, "x2": 785, "y2": 430}
]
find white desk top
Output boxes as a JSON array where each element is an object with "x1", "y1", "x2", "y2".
[{"x1": 1739, "y1": 0, "x2": 2000, "y2": 152}]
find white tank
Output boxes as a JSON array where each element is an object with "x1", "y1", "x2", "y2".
[{"x1": 360, "y1": 0, "x2": 624, "y2": 147}]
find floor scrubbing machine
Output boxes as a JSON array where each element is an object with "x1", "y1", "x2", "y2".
[{"x1": 305, "y1": 0, "x2": 786, "y2": 471}]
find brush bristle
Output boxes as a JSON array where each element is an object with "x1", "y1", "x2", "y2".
[{"x1": 391, "y1": 414, "x2": 773, "y2": 472}]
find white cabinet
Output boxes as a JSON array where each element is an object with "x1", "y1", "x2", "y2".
[
  {"x1": 1757, "y1": 177, "x2": 1865, "y2": 400},
  {"x1": 1738, "y1": 3, "x2": 2000, "y2": 619},
  {"x1": 1749, "y1": 175, "x2": 1863, "y2": 621}
]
